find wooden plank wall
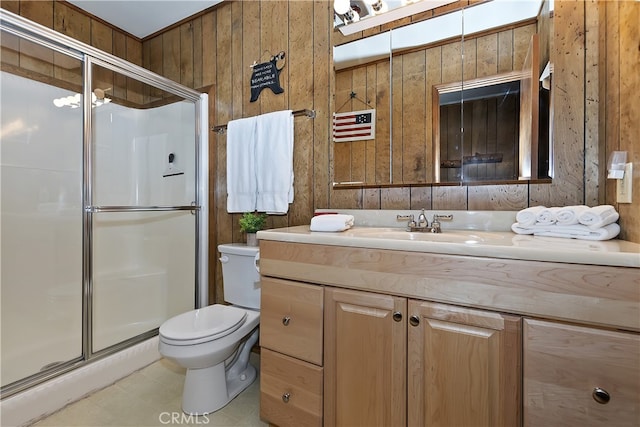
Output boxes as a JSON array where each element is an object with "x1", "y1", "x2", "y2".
[
  {"x1": 602, "y1": 1, "x2": 639, "y2": 243},
  {"x1": 141, "y1": 0, "x2": 333, "y2": 302},
  {"x1": 1, "y1": 0, "x2": 144, "y2": 102},
  {"x1": 3, "y1": 0, "x2": 638, "y2": 302}
]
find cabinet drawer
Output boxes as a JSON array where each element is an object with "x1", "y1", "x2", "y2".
[
  {"x1": 260, "y1": 348, "x2": 323, "y2": 427},
  {"x1": 260, "y1": 277, "x2": 323, "y2": 364},
  {"x1": 524, "y1": 319, "x2": 640, "y2": 427}
]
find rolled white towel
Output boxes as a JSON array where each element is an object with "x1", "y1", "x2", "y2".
[
  {"x1": 310, "y1": 214, "x2": 355, "y2": 232},
  {"x1": 556, "y1": 205, "x2": 589, "y2": 225},
  {"x1": 516, "y1": 206, "x2": 546, "y2": 226},
  {"x1": 536, "y1": 207, "x2": 560, "y2": 225},
  {"x1": 512, "y1": 222, "x2": 535, "y2": 235},
  {"x1": 578, "y1": 205, "x2": 619, "y2": 230}
]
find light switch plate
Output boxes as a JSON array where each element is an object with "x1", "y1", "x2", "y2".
[{"x1": 616, "y1": 162, "x2": 633, "y2": 203}]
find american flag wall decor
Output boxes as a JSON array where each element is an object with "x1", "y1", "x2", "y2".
[{"x1": 332, "y1": 109, "x2": 376, "y2": 142}]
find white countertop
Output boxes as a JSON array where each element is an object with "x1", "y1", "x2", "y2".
[{"x1": 258, "y1": 225, "x2": 640, "y2": 268}]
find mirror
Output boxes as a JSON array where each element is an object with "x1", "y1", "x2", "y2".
[{"x1": 333, "y1": 0, "x2": 553, "y2": 187}]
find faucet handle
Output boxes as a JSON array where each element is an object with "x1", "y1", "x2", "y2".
[
  {"x1": 397, "y1": 213, "x2": 415, "y2": 231},
  {"x1": 430, "y1": 214, "x2": 452, "y2": 233}
]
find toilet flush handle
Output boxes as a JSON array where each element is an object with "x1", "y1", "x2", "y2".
[
  {"x1": 254, "y1": 252, "x2": 260, "y2": 273},
  {"x1": 219, "y1": 255, "x2": 229, "y2": 263}
]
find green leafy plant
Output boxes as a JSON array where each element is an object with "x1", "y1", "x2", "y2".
[{"x1": 239, "y1": 212, "x2": 267, "y2": 233}]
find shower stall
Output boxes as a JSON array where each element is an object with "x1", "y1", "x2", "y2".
[{"x1": 0, "y1": 9, "x2": 208, "y2": 402}]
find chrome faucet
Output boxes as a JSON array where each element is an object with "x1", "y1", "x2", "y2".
[{"x1": 417, "y1": 209, "x2": 428, "y2": 229}]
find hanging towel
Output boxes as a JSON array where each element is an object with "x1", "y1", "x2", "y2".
[
  {"x1": 578, "y1": 205, "x2": 619, "y2": 230},
  {"x1": 515, "y1": 206, "x2": 546, "y2": 226},
  {"x1": 511, "y1": 223, "x2": 620, "y2": 241},
  {"x1": 226, "y1": 116, "x2": 258, "y2": 213},
  {"x1": 310, "y1": 214, "x2": 355, "y2": 232},
  {"x1": 255, "y1": 110, "x2": 294, "y2": 214},
  {"x1": 556, "y1": 205, "x2": 590, "y2": 225}
]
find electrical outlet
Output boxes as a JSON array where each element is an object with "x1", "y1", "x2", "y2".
[{"x1": 616, "y1": 162, "x2": 633, "y2": 204}]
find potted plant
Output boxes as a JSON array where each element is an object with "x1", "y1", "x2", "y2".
[{"x1": 239, "y1": 212, "x2": 267, "y2": 246}]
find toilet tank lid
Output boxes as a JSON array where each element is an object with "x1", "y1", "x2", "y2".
[{"x1": 218, "y1": 243, "x2": 259, "y2": 256}]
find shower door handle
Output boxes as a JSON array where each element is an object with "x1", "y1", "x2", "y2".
[{"x1": 86, "y1": 205, "x2": 199, "y2": 213}]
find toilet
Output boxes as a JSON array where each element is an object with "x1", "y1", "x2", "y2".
[{"x1": 158, "y1": 243, "x2": 260, "y2": 415}]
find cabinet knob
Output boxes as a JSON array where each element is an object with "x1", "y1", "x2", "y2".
[
  {"x1": 592, "y1": 387, "x2": 610, "y2": 404},
  {"x1": 282, "y1": 316, "x2": 291, "y2": 326},
  {"x1": 409, "y1": 315, "x2": 420, "y2": 326},
  {"x1": 392, "y1": 311, "x2": 403, "y2": 322},
  {"x1": 282, "y1": 392, "x2": 291, "y2": 403}
]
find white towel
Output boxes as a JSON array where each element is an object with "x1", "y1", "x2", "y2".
[
  {"x1": 516, "y1": 206, "x2": 546, "y2": 226},
  {"x1": 226, "y1": 116, "x2": 258, "y2": 213},
  {"x1": 511, "y1": 222, "x2": 620, "y2": 241},
  {"x1": 255, "y1": 110, "x2": 294, "y2": 214},
  {"x1": 535, "y1": 207, "x2": 560, "y2": 225},
  {"x1": 556, "y1": 205, "x2": 589, "y2": 225},
  {"x1": 578, "y1": 205, "x2": 619, "y2": 230},
  {"x1": 310, "y1": 214, "x2": 355, "y2": 232}
]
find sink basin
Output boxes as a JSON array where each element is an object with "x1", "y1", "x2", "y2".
[{"x1": 345, "y1": 227, "x2": 507, "y2": 244}]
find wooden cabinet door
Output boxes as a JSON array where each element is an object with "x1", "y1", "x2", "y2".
[
  {"x1": 260, "y1": 277, "x2": 324, "y2": 365},
  {"x1": 408, "y1": 300, "x2": 522, "y2": 427},
  {"x1": 324, "y1": 287, "x2": 407, "y2": 427},
  {"x1": 524, "y1": 319, "x2": 640, "y2": 426}
]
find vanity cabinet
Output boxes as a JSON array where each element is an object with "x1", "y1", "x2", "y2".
[
  {"x1": 259, "y1": 277, "x2": 324, "y2": 427},
  {"x1": 258, "y1": 239, "x2": 639, "y2": 427},
  {"x1": 323, "y1": 287, "x2": 521, "y2": 427},
  {"x1": 523, "y1": 319, "x2": 640, "y2": 426}
]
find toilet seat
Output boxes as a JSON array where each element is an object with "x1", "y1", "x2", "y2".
[{"x1": 159, "y1": 304, "x2": 248, "y2": 345}]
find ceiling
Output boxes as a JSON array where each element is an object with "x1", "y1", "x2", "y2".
[{"x1": 66, "y1": 0, "x2": 224, "y2": 39}]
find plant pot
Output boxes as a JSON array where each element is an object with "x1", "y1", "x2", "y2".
[{"x1": 246, "y1": 232, "x2": 258, "y2": 247}]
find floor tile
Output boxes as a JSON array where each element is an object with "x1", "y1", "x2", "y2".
[{"x1": 31, "y1": 354, "x2": 267, "y2": 427}]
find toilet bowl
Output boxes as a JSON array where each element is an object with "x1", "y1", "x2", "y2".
[{"x1": 158, "y1": 244, "x2": 261, "y2": 415}]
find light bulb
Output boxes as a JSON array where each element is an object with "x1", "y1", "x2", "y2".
[{"x1": 334, "y1": 0, "x2": 351, "y2": 15}]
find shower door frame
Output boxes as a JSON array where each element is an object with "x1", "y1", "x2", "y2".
[{"x1": 0, "y1": 9, "x2": 209, "y2": 398}]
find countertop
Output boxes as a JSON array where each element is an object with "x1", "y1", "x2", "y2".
[{"x1": 257, "y1": 225, "x2": 640, "y2": 268}]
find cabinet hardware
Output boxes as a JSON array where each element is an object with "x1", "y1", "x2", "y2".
[
  {"x1": 392, "y1": 311, "x2": 403, "y2": 322},
  {"x1": 282, "y1": 392, "x2": 291, "y2": 403},
  {"x1": 282, "y1": 316, "x2": 291, "y2": 326},
  {"x1": 592, "y1": 387, "x2": 610, "y2": 404},
  {"x1": 409, "y1": 315, "x2": 420, "y2": 326}
]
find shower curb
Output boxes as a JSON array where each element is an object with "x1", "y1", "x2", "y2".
[{"x1": 0, "y1": 336, "x2": 160, "y2": 427}]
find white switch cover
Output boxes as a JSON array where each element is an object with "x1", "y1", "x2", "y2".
[{"x1": 616, "y1": 162, "x2": 633, "y2": 203}]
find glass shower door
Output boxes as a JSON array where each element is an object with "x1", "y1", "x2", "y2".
[
  {"x1": 89, "y1": 62, "x2": 197, "y2": 352},
  {"x1": 0, "y1": 32, "x2": 84, "y2": 387}
]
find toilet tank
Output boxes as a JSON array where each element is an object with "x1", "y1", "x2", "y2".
[{"x1": 218, "y1": 244, "x2": 260, "y2": 309}]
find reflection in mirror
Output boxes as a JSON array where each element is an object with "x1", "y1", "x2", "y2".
[
  {"x1": 434, "y1": 72, "x2": 525, "y2": 182},
  {"x1": 332, "y1": 0, "x2": 553, "y2": 187},
  {"x1": 333, "y1": 0, "x2": 458, "y2": 36}
]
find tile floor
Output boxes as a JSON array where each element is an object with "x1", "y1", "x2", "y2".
[{"x1": 31, "y1": 354, "x2": 267, "y2": 427}]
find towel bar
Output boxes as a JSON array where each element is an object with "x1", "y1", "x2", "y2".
[{"x1": 211, "y1": 109, "x2": 315, "y2": 134}]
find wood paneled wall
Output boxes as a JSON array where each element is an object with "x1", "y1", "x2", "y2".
[{"x1": 3, "y1": 1, "x2": 638, "y2": 304}]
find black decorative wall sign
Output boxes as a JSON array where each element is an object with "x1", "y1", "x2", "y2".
[{"x1": 250, "y1": 52, "x2": 285, "y2": 102}]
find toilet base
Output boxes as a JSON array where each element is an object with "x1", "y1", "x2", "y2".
[{"x1": 181, "y1": 361, "x2": 257, "y2": 415}]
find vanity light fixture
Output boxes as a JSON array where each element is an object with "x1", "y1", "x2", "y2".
[
  {"x1": 53, "y1": 88, "x2": 111, "y2": 109},
  {"x1": 364, "y1": 0, "x2": 388, "y2": 15},
  {"x1": 334, "y1": 0, "x2": 361, "y2": 24},
  {"x1": 336, "y1": 0, "x2": 458, "y2": 35}
]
